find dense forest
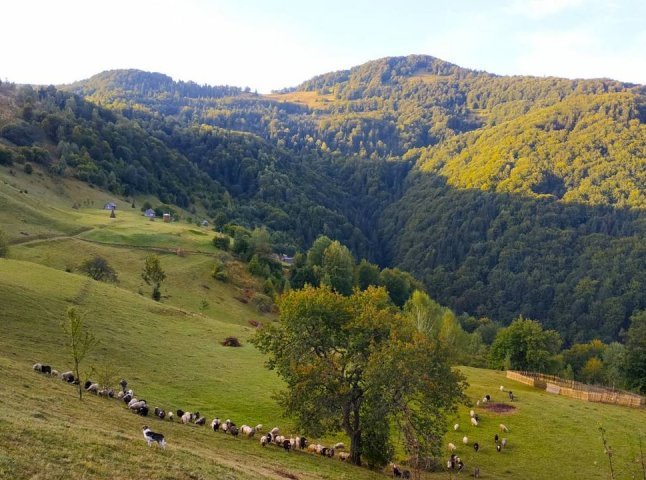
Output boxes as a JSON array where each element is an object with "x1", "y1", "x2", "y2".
[{"x1": 1, "y1": 55, "x2": 644, "y2": 344}]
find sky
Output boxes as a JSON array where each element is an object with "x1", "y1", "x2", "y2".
[{"x1": 2, "y1": 0, "x2": 645, "y2": 92}]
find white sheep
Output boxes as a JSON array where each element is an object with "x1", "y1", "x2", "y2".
[
  {"x1": 499, "y1": 424, "x2": 509, "y2": 432},
  {"x1": 338, "y1": 452, "x2": 350, "y2": 461},
  {"x1": 181, "y1": 412, "x2": 193, "y2": 424},
  {"x1": 168, "y1": 412, "x2": 174, "y2": 421},
  {"x1": 333, "y1": 442, "x2": 345, "y2": 450},
  {"x1": 86, "y1": 383, "x2": 100, "y2": 394},
  {"x1": 50, "y1": 369, "x2": 59, "y2": 377},
  {"x1": 476, "y1": 400, "x2": 480, "y2": 406},
  {"x1": 463, "y1": 436, "x2": 468, "y2": 445},
  {"x1": 501, "y1": 438, "x2": 507, "y2": 447},
  {"x1": 469, "y1": 409, "x2": 475, "y2": 418},
  {"x1": 270, "y1": 427, "x2": 280, "y2": 435},
  {"x1": 448, "y1": 442, "x2": 457, "y2": 451},
  {"x1": 471, "y1": 417, "x2": 479, "y2": 427},
  {"x1": 500, "y1": 385, "x2": 505, "y2": 392},
  {"x1": 260, "y1": 435, "x2": 268, "y2": 446},
  {"x1": 454, "y1": 423, "x2": 460, "y2": 431}
]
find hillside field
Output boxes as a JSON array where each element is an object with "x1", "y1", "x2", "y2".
[{"x1": 0, "y1": 166, "x2": 644, "y2": 479}]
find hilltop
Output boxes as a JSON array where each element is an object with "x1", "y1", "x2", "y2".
[{"x1": 1, "y1": 54, "x2": 644, "y2": 343}]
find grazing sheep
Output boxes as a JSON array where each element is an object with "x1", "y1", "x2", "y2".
[
  {"x1": 476, "y1": 400, "x2": 480, "y2": 406},
  {"x1": 463, "y1": 436, "x2": 468, "y2": 445},
  {"x1": 485, "y1": 394, "x2": 491, "y2": 401},
  {"x1": 500, "y1": 385, "x2": 505, "y2": 392},
  {"x1": 275, "y1": 435, "x2": 285, "y2": 445},
  {"x1": 454, "y1": 423, "x2": 460, "y2": 431},
  {"x1": 496, "y1": 444, "x2": 502, "y2": 453},
  {"x1": 448, "y1": 442, "x2": 457, "y2": 452},
  {"x1": 456, "y1": 459, "x2": 464, "y2": 473},
  {"x1": 333, "y1": 442, "x2": 345, "y2": 450},
  {"x1": 473, "y1": 442, "x2": 479, "y2": 452},
  {"x1": 195, "y1": 417, "x2": 206, "y2": 426},
  {"x1": 260, "y1": 435, "x2": 268, "y2": 446},
  {"x1": 50, "y1": 369, "x2": 59, "y2": 377},
  {"x1": 282, "y1": 439, "x2": 292, "y2": 451},
  {"x1": 181, "y1": 412, "x2": 192, "y2": 424},
  {"x1": 98, "y1": 388, "x2": 114, "y2": 398},
  {"x1": 176, "y1": 409, "x2": 185, "y2": 418},
  {"x1": 122, "y1": 393, "x2": 133, "y2": 404},
  {"x1": 307, "y1": 444, "x2": 317, "y2": 453},
  {"x1": 86, "y1": 383, "x2": 100, "y2": 394},
  {"x1": 501, "y1": 438, "x2": 507, "y2": 448},
  {"x1": 508, "y1": 391, "x2": 515, "y2": 401},
  {"x1": 211, "y1": 418, "x2": 221, "y2": 431},
  {"x1": 61, "y1": 371, "x2": 75, "y2": 383},
  {"x1": 295, "y1": 436, "x2": 307, "y2": 449},
  {"x1": 338, "y1": 452, "x2": 350, "y2": 461},
  {"x1": 499, "y1": 424, "x2": 509, "y2": 433},
  {"x1": 270, "y1": 427, "x2": 280, "y2": 435},
  {"x1": 471, "y1": 417, "x2": 479, "y2": 427},
  {"x1": 241, "y1": 424, "x2": 262, "y2": 437},
  {"x1": 229, "y1": 425, "x2": 239, "y2": 436},
  {"x1": 469, "y1": 409, "x2": 475, "y2": 418},
  {"x1": 494, "y1": 434, "x2": 499, "y2": 444},
  {"x1": 33, "y1": 363, "x2": 52, "y2": 375},
  {"x1": 117, "y1": 391, "x2": 125, "y2": 399},
  {"x1": 222, "y1": 419, "x2": 234, "y2": 433},
  {"x1": 168, "y1": 412, "x2": 174, "y2": 422},
  {"x1": 154, "y1": 408, "x2": 165, "y2": 420}
]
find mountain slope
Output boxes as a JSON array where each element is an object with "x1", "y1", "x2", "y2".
[{"x1": 4, "y1": 55, "x2": 645, "y2": 342}]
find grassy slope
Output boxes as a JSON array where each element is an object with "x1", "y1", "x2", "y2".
[{"x1": 1, "y1": 166, "x2": 644, "y2": 479}]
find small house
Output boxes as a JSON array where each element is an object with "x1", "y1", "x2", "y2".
[
  {"x1": 280, "y1": 254, "x2": 294, "y2": 265},
  {"x1": 201, "y1": 220, "x2": 209, "y2": 227},
  {"x1": 104, "y1": 201, "x2": 117, "y2": 211},
  {"x1": 144, "y1": 208, "x2": 156, "y2": 218},
  {"x1": 162, "y1": 213, "x2": 171, "y2": 223}
]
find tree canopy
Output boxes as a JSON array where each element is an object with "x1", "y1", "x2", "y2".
[{"x1": 252, "y1": 285, "x2": 467, "y2": 466}]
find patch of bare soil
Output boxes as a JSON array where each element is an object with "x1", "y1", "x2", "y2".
[{"x1": 483, "y1": 402, "x2": 517, "y2": 414}]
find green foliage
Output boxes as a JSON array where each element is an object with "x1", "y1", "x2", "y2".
[
  {"x1": 490, "y1": 317, "x2": 562, "y2": 372},
  {"x1": 211, "y1": 260, "x2": 229, "y2": 282},
  {"x1": 79, "y1": 256, "x2": 118, "y2": 282},
  {"x1": 23, "y1": 162, "x2": 33, "y2": 174},
  {"x1": 61, "y1": 306, "x2": 98, "y2": 400},
  {"x1": 355, "y1": 259, "x2": 381, "y2": 290},
  {"x1": 141, "y1": 254, "x2": 166, "y2": 301},
  {"x1": 320, "y1": 240, "x2": 355, "y2": 295},
  {"x1": 306, "y1": 235, "x2": 333, "y2": 268},
  {"x1": 252, "y1": 285, "x2": 466, "y2": 466},
  {"x1": 212, "y1": 235, "x2": 230, "y2": 251},
  {"x1": 624, "y1": 310, "x2": 646, "y2": 393},
  {"x1": 380, "y1": 267, "x2": 417, "y2": 307}
]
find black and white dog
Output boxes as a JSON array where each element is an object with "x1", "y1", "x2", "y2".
[{"x1": 142, "y1": 425, "x2": 166, "y2": 448}]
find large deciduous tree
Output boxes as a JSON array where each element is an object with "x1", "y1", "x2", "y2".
[
  {"x1": 490, "y1": 317, "x2": 562, "y2": 372},
  {"x1": 252, "y1": 285, "x2": 466, "y2": 466}
]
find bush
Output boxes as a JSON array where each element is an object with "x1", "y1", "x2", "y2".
[
  {"x1": 212, "y1": 235, "x2": 230, "y2": 251},
  {"x1": 0, "y1": 146, "x2": 14, "y2": 165},
  {"x1": 212, "y1": 261, "x2": 229, "y2": 282},
  {"x1": 222, "y1": 336, "x2": 241, "y2": 347},
  {"x1": 79, "y1": 256, "x2": 118, "y2": 282},
  {"x1": 24, "y1": 162, "x2": 33, "y2": 174},
  {"x1": 252, "y1": 293, "x2": 274, "y2": 313}
]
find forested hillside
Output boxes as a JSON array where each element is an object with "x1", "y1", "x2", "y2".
[{"x1": 2, "y1": 55, "x2": 644, "y2": 343}]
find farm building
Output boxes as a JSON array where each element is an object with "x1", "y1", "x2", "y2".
[
  {"x1": 144, "y1": 208, "x2": 156, "y2": 218},
  {"x1": 201, "y1": 220, "x2": 209, "y2": 227},
  {"x1": 163, "y1": 213, "x2": 171, "y2": 222},
  {"x1": 103, "y1": 201, "x2": 117, "y2": 211}
]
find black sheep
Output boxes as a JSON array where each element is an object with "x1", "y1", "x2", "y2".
[
  {"x1": 496, "y1": 444, "x2": 502, "y2": 453},
  {"x1": 393, "y1": 464, "x2": 402, "y2": 477},
  {"x1": 495, "y1": 434, "x2": 499, "y2": 444},
  {"x1": 282, "y1": 439, "x2": 291, "y2": 451},
  {"x1": 119, "y1": 379, "x2": 128, "y2": 392},
  {"x1": 473, "y1": 442, "x2": 480, "y2": 452},
  {"x1": 230, "y1": 425, "x2": 239, "y2": 436},
  {"x1": 195, "y1": 417, "x2": 206, "y2": 426}
]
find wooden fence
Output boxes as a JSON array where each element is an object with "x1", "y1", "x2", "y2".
[{"x1": 506, "y1": 371, "x2": 644, "y2": 407}]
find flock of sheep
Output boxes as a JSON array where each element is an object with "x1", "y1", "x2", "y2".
[
  {"x1": 447, "y1": 386, "x2": 514, "y2": 478},
  {"x1": 34, "y1": 362, "x2": 517, "y2": 477},
  {"x1": 32, "y1": 362, "x2": 350, "y2": 462}
]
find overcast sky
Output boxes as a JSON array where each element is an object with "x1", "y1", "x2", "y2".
[{"x1": 2, "y1": 0, "x2": 645, "y2": 92}]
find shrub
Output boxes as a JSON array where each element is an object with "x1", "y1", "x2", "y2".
[
  {"x1": 212, "y1": 261, "x2": 229, "y2": 282},
  {"x1": 24, "y1": 162, "x2": 33, "y2": 174},
  {"x1": 212, "y1": 235, "x2": 230, "y2": 251},
  {"x1": 222, "y1": 336, "x2": 241, "y2": 347},
  {"x1": 79, "y1": 256, "x2": 118, "y2": 282},
  {"x1": 252, "y1": 293, "x2": 274, "y2": 313}
]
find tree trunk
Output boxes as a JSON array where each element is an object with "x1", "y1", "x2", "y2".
[{"x1": 350, "y1": 429, "x2": 362, "y2": 466}]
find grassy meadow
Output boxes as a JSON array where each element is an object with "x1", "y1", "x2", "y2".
[{"x1": 1, "y1": 164, "x2": 644, "y2": 479}]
